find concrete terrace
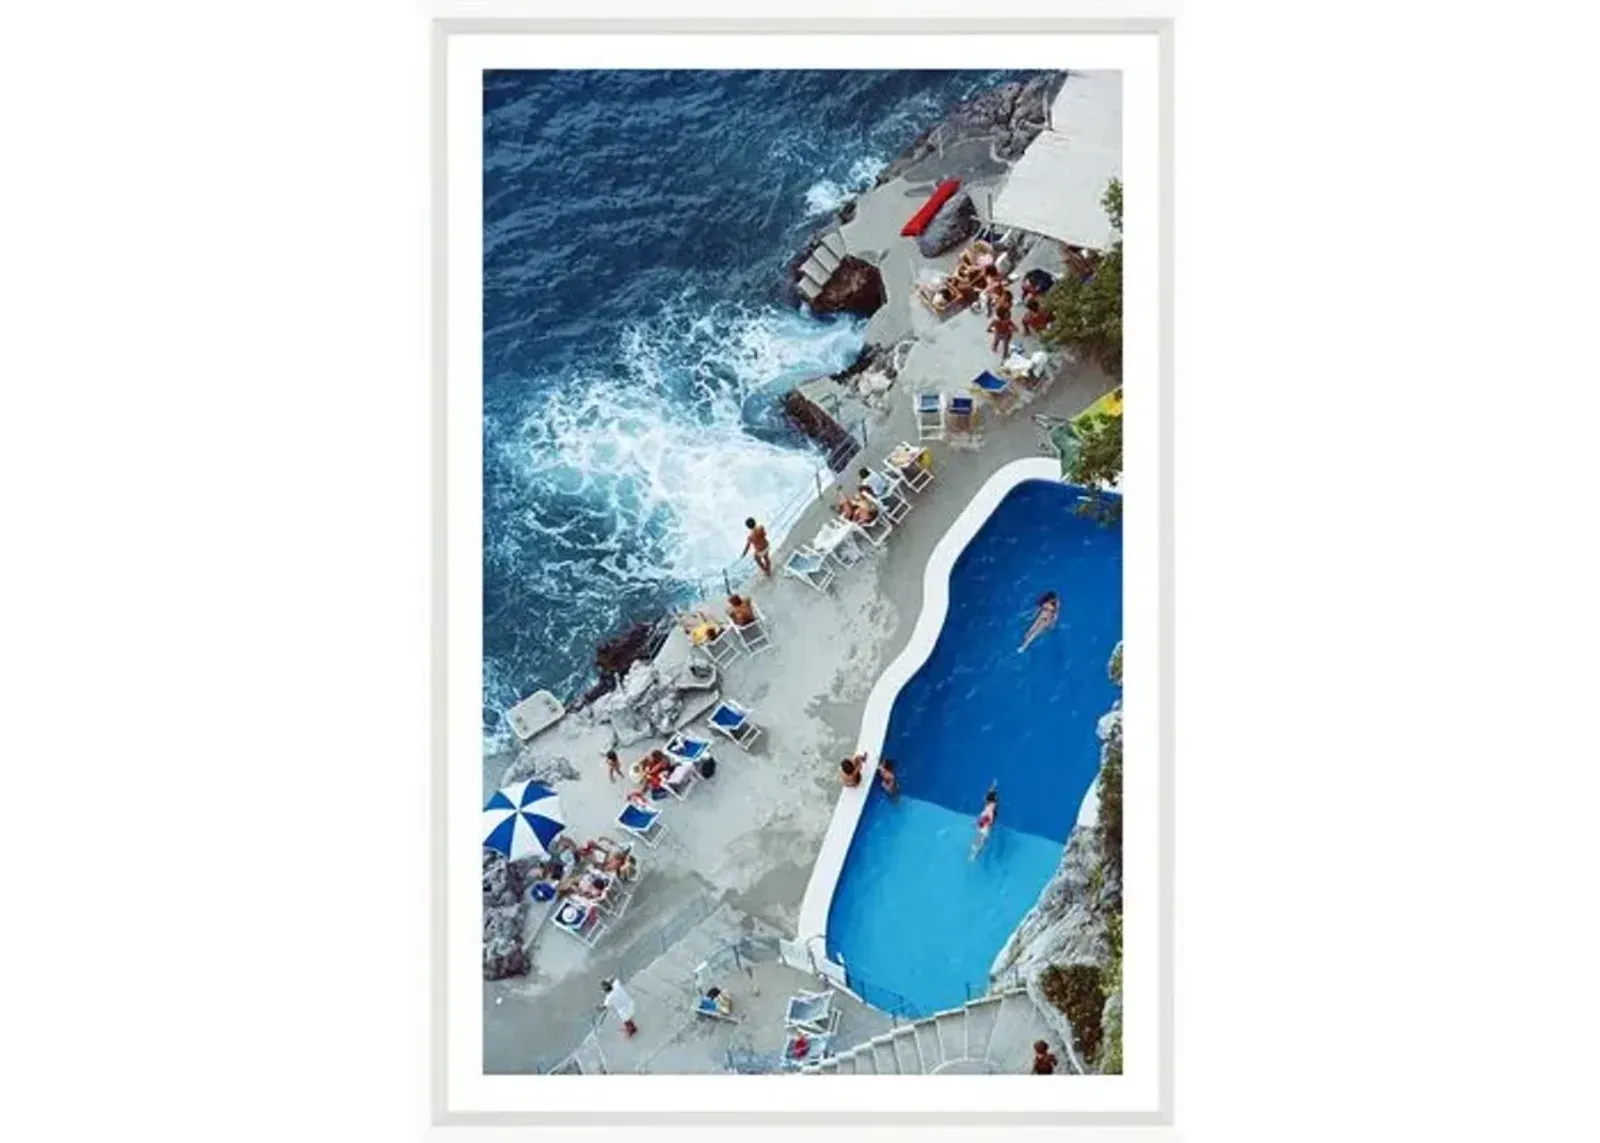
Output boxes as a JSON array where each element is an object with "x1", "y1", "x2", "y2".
[{"x1": 483, "y1": 104, "x2": 1119, "y2": 1073}]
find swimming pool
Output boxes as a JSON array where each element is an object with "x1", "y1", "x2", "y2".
[{"x1": 823, "y1": 475, "x2": 1122, "y2": 1016}]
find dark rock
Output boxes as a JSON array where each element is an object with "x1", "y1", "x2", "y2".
[
  {"x1": 482, "y1": 850, "x2": 524, "y2": 909},
  {"x1": 782, "y1": 389, "x2": 854, "y2": 467},
  {"x1": 808, "y1": 256, "x2": 885, "y2": 319},
  {"x1": 875, "y1": 73, "x2": 1067, "y2": 186},
  {"x1": 483, "y1": 903, "x2": 529, "y2": 980},
  {"x1": 595, "y1": 622, "x2": 657, "y2": 684},
  {"x1": 916, "y1": 191, "x2": 979, "y2": 258},
  {"x1": 835, "y1": 199, "x2": 858, "y2": 225}
]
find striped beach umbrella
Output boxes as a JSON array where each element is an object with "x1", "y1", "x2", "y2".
[{"x1": 482, "y1": 779, "x2": 566, "y2": 861}]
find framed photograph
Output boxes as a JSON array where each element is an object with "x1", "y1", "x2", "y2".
[{"x1": 433, "y1": 15, "x2": 1173, "y2": 1131}]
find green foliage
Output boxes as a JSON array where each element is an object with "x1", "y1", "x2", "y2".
[
  {"x1": 1108, "y1": 643, "x2": 1123, "y2": 687},
  {"x1": 1100, "y1": 1005, "x2": 1124, "y2": 1075},
  {"x1": 1040, "y1": 964, "x2": 1106, "y2": 1060},
  {"x1": 1041, "y1": 178, "x2": 1123, "y2": 379}
]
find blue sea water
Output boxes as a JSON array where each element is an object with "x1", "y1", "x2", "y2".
[
  {"x1": 481, "y1": 69, "x2": 1041, "y2": 747},
  {"x1": 825, "y1": 480, "x2": 1123, "y2": 1015}
]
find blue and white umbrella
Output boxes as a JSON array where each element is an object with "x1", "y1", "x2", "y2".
[{"x1": 482, "y1": 779, "x2": 566, "y2": 861}]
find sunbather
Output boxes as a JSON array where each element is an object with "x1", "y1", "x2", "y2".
[
  {"x1": 840, "y1": 752, "x2": 865, "y2": 788},
  {"x1": 834, "y1": 493, "x2": 879, "y2": 526},
  {"x1": 726, "y1": 593, "x2": 756, "y2": 627},
  {"x1": 984, "y1": 269, "x2": 1011, "y2": 316},
  {"x1": 680, "y1": 610, "x2": 723, "y2": 646},
  {"x1": 577, "y1": 837, "x2": 636, "y2": 879},
  {"x1": 856, "y1": 466, "x2": 894, "y2": 503},
  {"x1": 1020, "y1": 591, "x2": 1060, "y2": 652},
  {"x1": 702, "y1": 986, "x2": 733, "y2": 1017}
]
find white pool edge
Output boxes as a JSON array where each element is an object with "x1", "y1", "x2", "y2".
[{"x1": 793, "y1": 456, "x2": 1065, "y2": 975}]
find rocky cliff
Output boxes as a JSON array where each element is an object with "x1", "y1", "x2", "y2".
[{"x1": 991, "y1": 640, "x2": 1124, "y2": 1072}]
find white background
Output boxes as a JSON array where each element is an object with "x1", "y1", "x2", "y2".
[{"x1": 3, "y1": 1, "x2": 1598, "y2": 1142}]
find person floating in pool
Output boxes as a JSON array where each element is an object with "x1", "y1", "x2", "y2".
[
  {"x1": 970, "y1": 782, "x2": 999, "y2": 859},
  {"x1": 1019, "y1": 591, "x2": 1061, "y2": 652}
]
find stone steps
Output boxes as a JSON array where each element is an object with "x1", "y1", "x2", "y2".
[{"x1": 800, "y1": 986, "x2": 1037, "y2": 1076}]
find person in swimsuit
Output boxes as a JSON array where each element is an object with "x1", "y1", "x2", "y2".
[
  {"x1": 839, "y1": 752, "x2": 865, "y2": 788},
  {"x1": 742, "y1": 517, "x2": 773, "y2": 577},
  {"x1": 878, "y1": 758, "x2": 899, "y2": 801},
  {"x1": 1020, "y1": 591, "x2": 1060, "y2": 652},
  {"x1": 970, "y1": 783, "x2": 999, "y2": 859},
  {"x1": 988, "y1": 301, "x2": 1016, "y2": 358},
  {"x1": 1031, "y1": 1039, "x2": 1059, "y2": 1074},
  {"x1": 726, "y1": 593, "x2": 756, "y2": 627},
  {"x1": 604, "y1": 748, "x2": 623, "y2": 783},
  {"x1": 679, "y1": 609, "x2": 723, "y2": 646}
]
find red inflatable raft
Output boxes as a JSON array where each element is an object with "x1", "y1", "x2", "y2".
[{"x1": 899, "y1": 178, "x2": 962, "y2": 238}]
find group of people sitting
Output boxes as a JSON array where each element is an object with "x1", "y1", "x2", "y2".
[
  {"x1": 678, "y1": 593, "x2": 759, "y2": 647},
  {"x1": 610, "y1": 745, "x2": 697, "y2": 801},
  {"x1": 533, "y1": 834, "x2": 638, "y2": 900},
  {"x1": 919, "y1": 239, "x2": 999, "y2": 313}
]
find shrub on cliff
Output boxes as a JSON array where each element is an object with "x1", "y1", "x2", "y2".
[
  {"x1": 1041, "y1": 179, "x2": 1123, "y2": 379},
  {"x1": 1065, "y1": 406, "x2": 1122, "y2": 524},
  {"x1": 1040, "y1": 963, "x2": 1105, "y2": 1060}
]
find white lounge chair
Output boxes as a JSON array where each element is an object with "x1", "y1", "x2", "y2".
[
  {"x1": 551, "y1": 898, "x2": 609, "y2": 947},
  {"x1": 697, "y1": 622, "x2": 742, "y2": 668},
  {"x1": 732, "y1": 602, "x2": 773, "y2": 654},
  {"x1": 861, "y1": 471, "x2": 912, "y2": 525},
  {"x1": 617, "y1": 799, "x2": 668, "y2": 848},
  {"x1": 783, "y1": 989, "x2": 840, "y2": 1034},
  {"x1": 577, "y1": 870, "x2": 635, "y2": 919},
  {"x1": 914, "y1": 391, "x2": 945, "y2": 441},
  {"x1": 848, "y1": 508, "x2": 893, "y2": 548},
  {"x1": 884, "y1": 442, "x2": 934, "y2": 494},
  {"x1": 707, "y1": 698, "x2": 763, "y2": 752},
  {"x1": 783, "y1": 546, "x2": 836, "y2": 593},
  {"x1": 780, "y1": 1029, "x2": 834, "y2": 1070}
]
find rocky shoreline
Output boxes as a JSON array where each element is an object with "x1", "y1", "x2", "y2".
[{"x1": 524, "y1": 73, "x2": 1067, "y2": 734}]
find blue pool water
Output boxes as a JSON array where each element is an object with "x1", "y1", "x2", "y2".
[
  {"x1": 479, "y1": 69, "x2": 1052, "y2": 748},
  {"x1": 825, "y1": 480, "x2": 1122, "y2": 1016}
]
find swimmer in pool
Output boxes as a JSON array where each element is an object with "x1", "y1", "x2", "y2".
[
  {"x1": 1019, "y1": 591, "x2": 1060, "y2": 652},
  {"x1": 970, "y1": 783, "x2": 999, "y2": 859}
]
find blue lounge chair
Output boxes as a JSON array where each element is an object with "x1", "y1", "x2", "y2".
[
  {"x1": 972, "y1": 370, "x2": 1018, "y2": 415},
  {"x1": 708, "y1": 698, "x2": 763, "y2": 752},
  {"x1": 783, "y1": 546, "x2": 836, "y2": 594},
  {"x1": 665, "y1": 734, "x2": 711, "y2": 763},
  {"x1": 551, "y1": 898, "x2": 609, "y2": 947},
  {"x1": 946, "y1": 394, "x2": 977, "y2": 439},
  {"x1": 617, "y1": 800, "x2": 667, "y2": 847}
]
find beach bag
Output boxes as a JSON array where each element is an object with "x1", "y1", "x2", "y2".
[{"x1": 697, "y1": 756, "x2": 717, "y2": 780}]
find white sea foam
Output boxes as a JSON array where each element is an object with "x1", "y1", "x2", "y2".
[
  {"x1": 803, "y1": 155, "x2": 888, "y2": 217},
  {"x1": 499, "y1": 296, "x2": 865, "y2": 598}
]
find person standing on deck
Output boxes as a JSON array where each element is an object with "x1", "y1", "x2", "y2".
[
  {"x1": 599, "y1": 978, "x2": 638, "y2": 1038},
  {"x1": 1031, "y1": 1039, "x2": 1059, "y2": 1074},
  {"x1": 741, "y1": 517, "x2": 773, "y2": 578}
]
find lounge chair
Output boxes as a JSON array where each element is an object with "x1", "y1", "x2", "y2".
[
  {"x1": 697, "y1": 622, "x2": 742, "y2": 669},
  {"x1": 780, "y1": 1029, "x2": 835, "y2": 1070},
  {"x1": 946, "y1": 394, "x2": 978, "y2": 441},
  {"x1": 693, "y1": 994, "x2": 741, "y2": 1024},
  {"x1": 551, "y1": 898, "x2": 609, "y2": 947},
  {"x1": 848, "y1": 506, "x2": 894, "y2": 548},
  {"x1": 665, "y1": 734, "x2": 712, "y2": 765},
  {"x1": 884, "y1": 442, "x2": 934, "y2": 494},
  {"x1": 783, "y1": 989, "x2": 840, "y2": 1034},
  {"x1": 707, "y1": 698, "x2": 763, "y2": 752},
  {"x1": 862, "y1": 475, "x2": 911, "y2": 526},
  {"x1": 783, "y1": 546, "x2": 836, "y2": 594},
  {"x1": 731, "y1": 602, "x2": 773, "y2": 655},
  {"x1": 914, "y1": 391, "x2": 945, "y2": 441},
  {"x1": 576, "y1": 870, "x2": 635, "y2": 919},
  {"x1": 656, "y1": 760, "x2": 701, "y2": 802},
  {"x1": 617, "y1": 799, "x2": 668, "y2": 848},
  {"x1": 971, "y1": 370, "x2": 1019, "y2": 416}
]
